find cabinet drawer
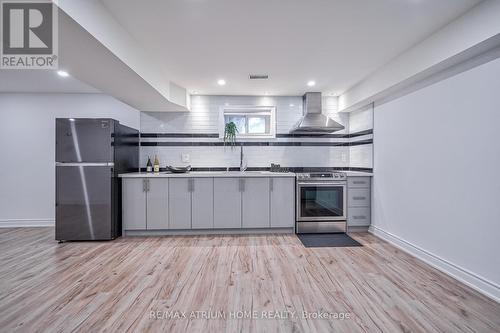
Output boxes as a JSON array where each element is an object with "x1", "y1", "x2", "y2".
[
  {"x1": 347, "y1": 177, "x2": 371, "y2": 188},
  {"x1": 347, "y1": 207, "x2": 371, "y2": 226},
  {"x1": 348, "y1": 188, "x2": 370, "y2": 207}
]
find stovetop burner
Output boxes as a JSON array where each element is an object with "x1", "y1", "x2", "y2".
[{"x1": 296, "y1": 172, "x2": 346, "y2": 181}]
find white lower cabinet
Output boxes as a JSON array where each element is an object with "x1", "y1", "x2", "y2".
[
  {"x1": 123, "y1": 176, "x2": 296, "y2": 232},
  {"x1": 168, "y1": 178, "x2": 192, "y2": 229},
  {"x1": 347, "y1": 176, "x2": 371, "y2": 228},
  {"x1": 122, "y1": 178, "x2": 147, "y2": 230},
  {"x1": 192, "y1": 178, "x2": 214, "y2": 229},
  {"x1": 270, "y1": 178, "x2": 295, "y2": 228},
  {"x1": 213, "y1": 178, "x2": 242, "y2": 229},
  {"x1": 146, "y1": 178, "x2": 169, "y2": 229},
  {"x1": 122, "y1": 178, "x2": 168, "y2": 230},
  {"x1": 242, "y1": 178, "x2": 270, "y2": 228}
]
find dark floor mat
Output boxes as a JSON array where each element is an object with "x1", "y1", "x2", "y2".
[{"x1": 297, "y1": 233, "x2": 362, "y2": 248}]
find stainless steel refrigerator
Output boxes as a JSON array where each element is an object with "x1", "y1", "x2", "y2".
[{"x1": 55, "y1": 118, "x2": 139, "y2": 241}]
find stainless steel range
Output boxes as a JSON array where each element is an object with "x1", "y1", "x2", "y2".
[{"x1": 296, "y1": 172, "x2": 347, "y2": 233}]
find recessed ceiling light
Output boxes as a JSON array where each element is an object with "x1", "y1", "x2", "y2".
[
  {"x1": 289, "y1": 104, "x2": 295, "y2": 107},
  {"x1": 57, "y1": 70, "x2": 69, "y2": 77},
  {"x1": 307, "y1": 80, "x2": 316, "y2": 87},
  {"x1": 217, "y1": 79, "x2": 226, "y2": 86},
  {"x1": 192, "y1": 91, "x2": 198, "y2": 95},
  {"x1": 264, "y1": 92, "x2": 270, "y2": 95}
]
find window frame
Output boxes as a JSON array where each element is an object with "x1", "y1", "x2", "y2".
[{"x1": 219, "y1": 106, "x2": 276, "y2": 139}]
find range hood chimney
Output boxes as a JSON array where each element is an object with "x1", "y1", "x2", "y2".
[{"x1": 289, "y1": 92, "x2": 345, "y2": 134}]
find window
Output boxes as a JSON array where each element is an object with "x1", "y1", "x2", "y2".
[{"x1": 219, "y1": 106, "x2": 276, "y2": 138}]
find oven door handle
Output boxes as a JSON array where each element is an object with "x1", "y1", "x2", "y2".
[{"x1": 297, "y1": 182, "x2": 346, "y2": 186}]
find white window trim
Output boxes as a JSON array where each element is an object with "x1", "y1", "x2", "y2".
[{"x1": 219, "y1": 105, "x2": 276, "y2": 139}]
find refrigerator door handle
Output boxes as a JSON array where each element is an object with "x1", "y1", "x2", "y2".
[{"x1": 56, "y1": 162, "x2": 114, "y2": 167}]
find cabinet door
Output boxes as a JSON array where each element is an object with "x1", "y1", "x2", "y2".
[
  {"x1": 213, "y1": 178, "x2": 241, "y2": 229},
  {"x1": 122, "y1": 178, "x2": 146, "y2": 230},
  {"x1": 192, "y1": 178, "x2": 214, "y2": 229},
  {"x1": 242, "y1": 178, "x2": 270, "y2": 228},
  {"x1": 146, "y1": 179, "x2": 169, "y2": 229},
  {"x1": 168, "y1": 178, "x2": 192, "y2": 229},
  {"x1": 270, "y1": 178, "x2": 295, "y2": 228}
]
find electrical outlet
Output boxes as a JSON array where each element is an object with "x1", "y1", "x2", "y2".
[{"x1": 181, "y1": 153, "x2": 190, "y2": 163}]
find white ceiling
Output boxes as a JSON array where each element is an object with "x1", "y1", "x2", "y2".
[
  {"x1": 0, "y1": 70, "x2": 100, "y2": 93},
  {"x1": 101, "y1": 0, "x2": 481, "y2": 96}
]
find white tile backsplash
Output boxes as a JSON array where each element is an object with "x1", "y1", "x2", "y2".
[
  {"x1": 141, "y1": 145, "x2": 350, "y2": 169},
  {"x1": 140, "y1": 95, "x2": 373, "y2": 170},
  {"x1": 350, "y1": 144, "x2": 373, "y2": 169},
  {"x1": 349, "y1": 104, "x2": 374, "y2": 133},
  {"x1": 142, "y1": 95, "x2": 305, "y2": 134},
  {"x1": 347, "y1": 104, "x2": 374, "y2": 168}
]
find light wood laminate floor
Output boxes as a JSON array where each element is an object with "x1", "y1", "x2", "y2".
[{"x1": 0, "y1": 228, "x2": 498, "y2": 333}]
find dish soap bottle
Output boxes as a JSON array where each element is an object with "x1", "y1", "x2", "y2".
[
  {"x1": 153, "y1": 155, "x2": 160, "y2": 173},
  {"x1": 146, "y1": 156, "x2": 152, "y2": 173}
]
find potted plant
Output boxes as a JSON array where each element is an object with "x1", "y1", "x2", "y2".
[{"x1": 224, "y1": 121, "x2": 238, "y2": 147}]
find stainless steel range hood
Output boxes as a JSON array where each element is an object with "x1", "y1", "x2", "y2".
[{"x1": 289, "y1": 92, "x2": 345, "y2": 134}]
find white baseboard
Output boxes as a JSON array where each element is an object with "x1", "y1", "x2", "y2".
[
  {"x1": 0, "y1": 218, "x2": 55, "y2": 228},
  {"x1": 369, "y1": 225, "x2": 500, "y2": 304}
]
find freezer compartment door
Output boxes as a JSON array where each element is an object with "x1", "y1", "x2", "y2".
[
  {"x1": 56, "y1": 118, "x2": 114, "y2": 163},
  {"x1": 56, "y1": 165, "x2": 113, "y2": 240}
]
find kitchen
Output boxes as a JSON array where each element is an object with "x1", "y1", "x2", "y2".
[
  {"x1": 1, "y1": 0, "x2": 499, "y2": 332},
  {"x1": 54, "y1": 93, "x2": 373, "y2": 238}
]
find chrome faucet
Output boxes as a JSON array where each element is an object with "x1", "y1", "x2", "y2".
[{"x1": 240, "y1": 145, "x2": 247, "y2": 171}]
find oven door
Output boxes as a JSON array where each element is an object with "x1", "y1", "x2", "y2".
[{"x1": 296, "y1": 182, "x2": 346, "y2": 221}]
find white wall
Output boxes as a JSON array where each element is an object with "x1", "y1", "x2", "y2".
[
  {"x1": 0, "y1": 93, "x2": 140, "y2": 227},
  {"x1": 372, "y1": 58, "x2": 500, "y2": 301},
  {"x1": 339, "y1": 0, "x2": 500, "y2": 111}
]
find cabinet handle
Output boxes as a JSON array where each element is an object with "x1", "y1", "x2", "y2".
[
  {"x1": 353, "y1": 196, "x2": 366, "y2": 200},
  {"x1": 147, "y1": 179, "x2": 150, "y2": 192},
  {"x1": 353, "y1": 181, "x2": 366, "y2": 184},
  {"x1": 239, "y1": 179, "x2": 245, "y2": 192},
  {"x1": 188, "y1": 179, "x2": 194, "y2": 192},
  {"x1": 270, "y1": 178, "x2": 274, "y2": 191},
  {"x1": 142, "y1": 179, "x2": 147, "y2": 192},
  {"x1": 353, "y1": 215, "x2": 366, "y2": 220}
]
